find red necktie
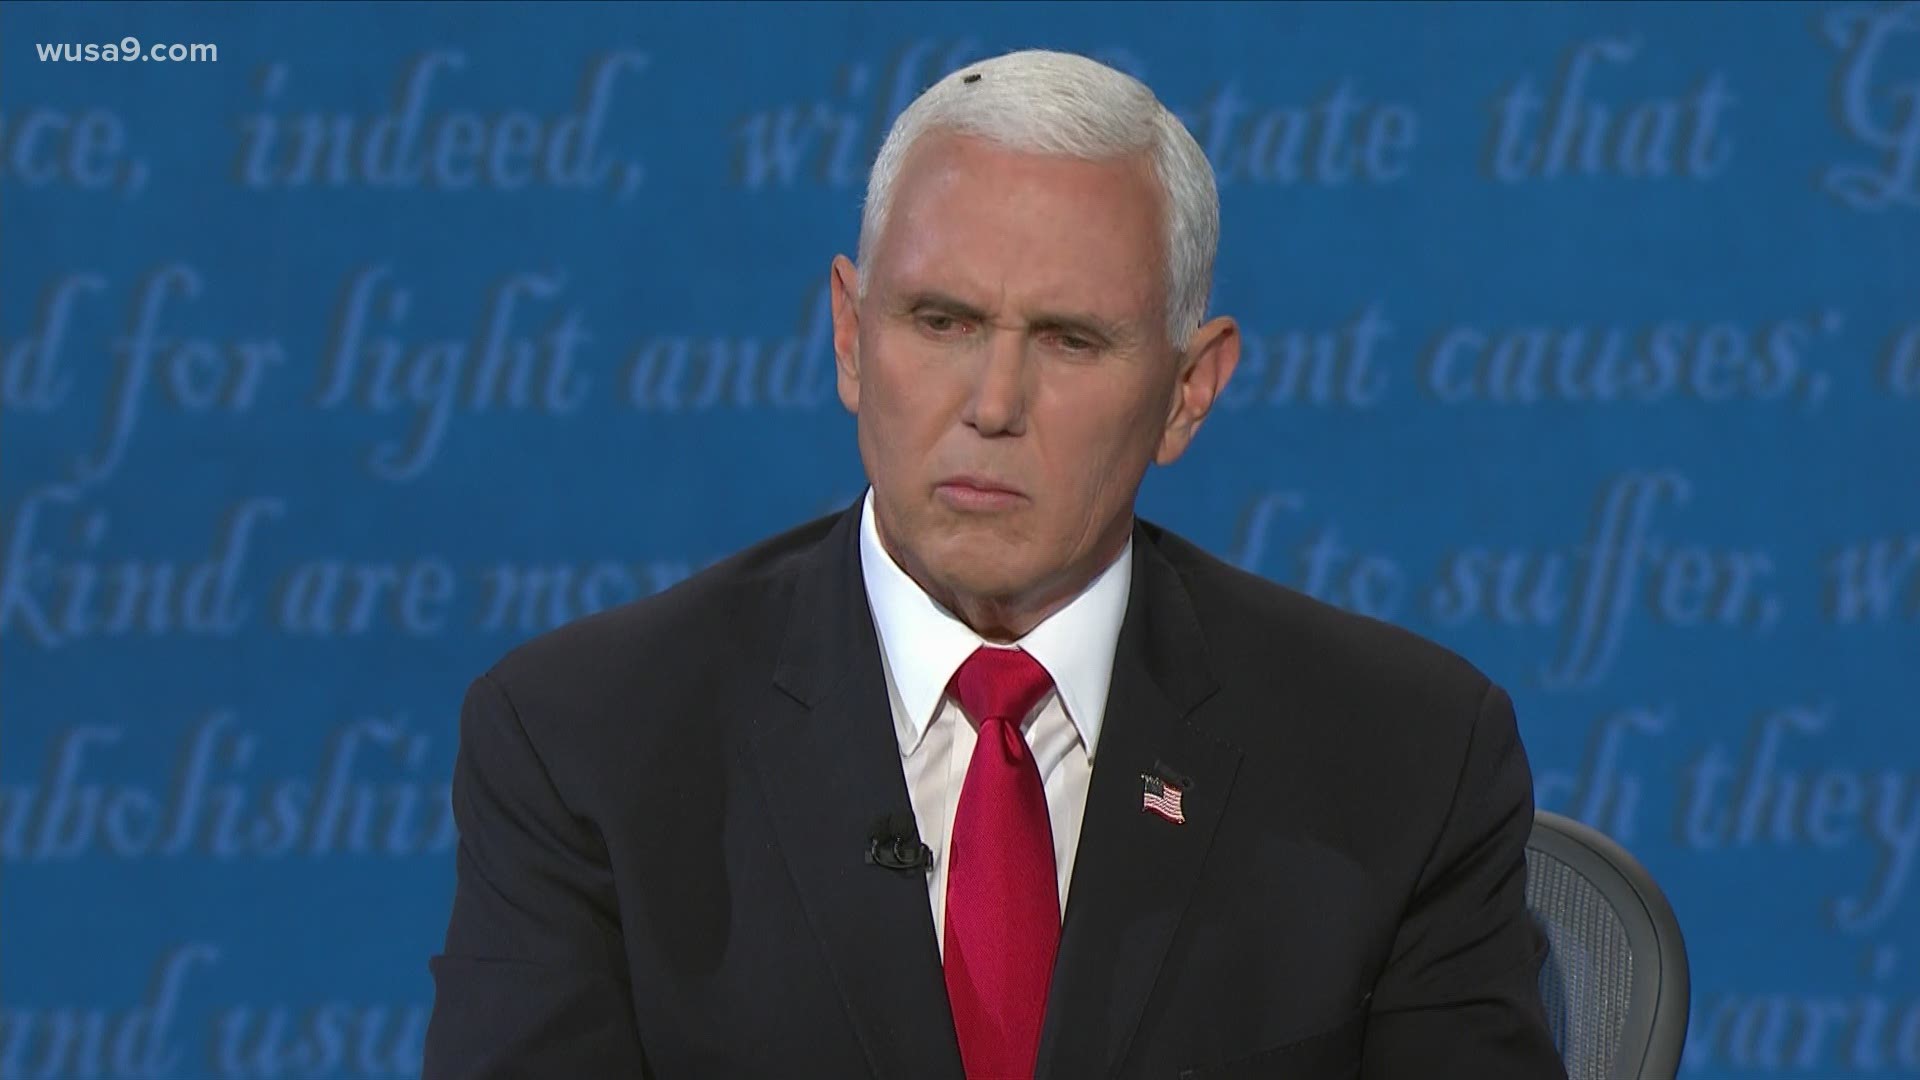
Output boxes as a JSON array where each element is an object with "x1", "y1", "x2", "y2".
[{"x1": 944, "y1": 645, "x2": 1060, "y2": 1079}]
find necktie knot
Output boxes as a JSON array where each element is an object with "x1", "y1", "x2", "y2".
[{"x1": 951, "y1": 646, "x2": 1054, "y2": 729}]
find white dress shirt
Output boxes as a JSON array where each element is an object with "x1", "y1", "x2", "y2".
[{"x1": 857, "y1": 487, "x2": 1132, "y2": 959}]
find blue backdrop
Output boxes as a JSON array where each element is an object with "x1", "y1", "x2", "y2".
[{"x1": 2, "y1": 1, "x2": 1916, "y2": 1076}]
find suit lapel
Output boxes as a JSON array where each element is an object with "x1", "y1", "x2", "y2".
[
  {"x1": 749, "y1": 501, "x2": 965, "y2": 1079},
  {"x1": 1035, "y1": 523, "x2": 1241, "y2": 1079}
]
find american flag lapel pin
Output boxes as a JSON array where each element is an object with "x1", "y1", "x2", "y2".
[{"x1": 1140, "y1": 772, "x2": 1186, "y2": 825}]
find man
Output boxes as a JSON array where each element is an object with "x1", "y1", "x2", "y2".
[{"x1": 425, "y1": 49, "x2": 1567, "y2": 1079}]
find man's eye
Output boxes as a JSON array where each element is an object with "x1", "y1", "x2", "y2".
[
  {"x1": 1053, "y1": 334, "x2": 1096, "y2": 353},
  {"x1": 919, "y1": 313, "x2": 964, "y2": 334}
]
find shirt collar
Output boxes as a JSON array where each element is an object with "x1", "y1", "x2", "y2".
[{"x1": 858, "y1": 487, "x2": 1132, "y2": 761}]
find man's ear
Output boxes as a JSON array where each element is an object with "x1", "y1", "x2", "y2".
[
  {"x1": 830, "y1": 255, "x2": 862, "y2": 413},
  {"x1": 1155, "y1": 315, "x2": 1242, "y2": 466}
]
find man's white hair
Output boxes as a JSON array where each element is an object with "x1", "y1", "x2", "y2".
[{"x1": 855, "y1": 49, "x2": 1219, "y2": 350}]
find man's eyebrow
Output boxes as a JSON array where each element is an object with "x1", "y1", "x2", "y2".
[
  {"x1": 899, "y1": 290, "x2": 1131, "y2": 342},
  {"x1": 900, "y1": 290, "x2": 990, "y2": 321},
  {"x1": 1028, "y1": 310, "x2": 1131, "y2": 344}
]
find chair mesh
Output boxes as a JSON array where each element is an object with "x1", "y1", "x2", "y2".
[{"x1": 1526, "y1": 847, "x2": 1636, "y2": 1080}]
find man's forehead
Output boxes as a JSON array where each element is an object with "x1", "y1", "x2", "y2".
[
  {"x1": 875, "y1": 203, "x2": 1160, "y2": 314},
  {"x1": 866, "y1": 133, "x2": 1166, "y2": 324}
]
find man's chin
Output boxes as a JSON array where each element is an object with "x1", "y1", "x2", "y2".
[{"x1": 923, "y1": 558, "x2": 1037, "y2": 605}]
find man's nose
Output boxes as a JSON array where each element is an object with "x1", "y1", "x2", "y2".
[{"x1": 965, "y1": 330, "x2": 1030, "y2": 436}]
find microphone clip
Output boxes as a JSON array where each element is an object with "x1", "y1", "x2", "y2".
[{"x1": 865, "y1": 814, "x2": 933, "y2": 873}]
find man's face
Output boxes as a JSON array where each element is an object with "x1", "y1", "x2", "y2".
[{"x1": 831, "y1": 130, "x2": 1231, "y2": 618}]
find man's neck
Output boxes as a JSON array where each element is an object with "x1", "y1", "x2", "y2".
[{"x1": 875, "y1": 515, "x2": 1133, "y2": 643}]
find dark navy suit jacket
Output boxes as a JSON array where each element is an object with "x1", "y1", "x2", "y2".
[{"x1": 424, "y1": 499, "x2": 1567, "y2": 1078}]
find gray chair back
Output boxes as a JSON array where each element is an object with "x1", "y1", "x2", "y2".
[{"x1": 1525, "y1": 810, "x2": 1690, "y2": 1080}]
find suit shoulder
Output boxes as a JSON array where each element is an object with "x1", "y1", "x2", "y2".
[{"x1": 1142, "y1": 520, "x2": 1494, "y2": 707}]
